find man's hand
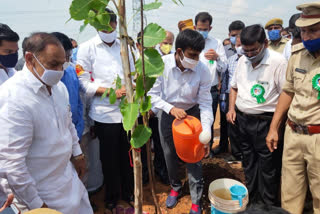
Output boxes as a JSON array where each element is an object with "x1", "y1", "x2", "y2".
[
  {"x1": 266, "y1": 128, "x2": 279, "y2": 153},
  {"x1": 204, "y1": 49, "x2": 219, "y2": 61},
  {"x1": 115, "y1": 88, "x2": 126, "y2": 99},
  {"x1": 0, "y1": 194, "x2": 14, "y2": 212},
  {"x1": 227, "y1": 109, "x2": 237, "y2": 125},
  {"x1": 204, "y1": 144, "x2": 210, "y2": 158},
  {"x1": 72, "y1": 154, "x2": 86, "y2": 179},
  {"x1": 178, "y1": 21, "x2": 186, "y2": 32},
  {"x1": 170, "y1": 107, "x2": 187, "y2": 120},
  {"x1": 41, "y1": 203, "x2": 48, "y2": 208}
]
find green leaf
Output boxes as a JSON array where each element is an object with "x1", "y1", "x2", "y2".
[
  {"x1": 80, "y1": 21, "x2": 88, "y2": 33},
  {"x1": 121, "y1": 103, "x2": 139, "y2": 132},
  {"x1": 130, "y1": 125, "x2": 152, "y2": 149},
  {"x1": 171, "y1": 0, "x2": 184, "y2": 5},
  {"x1": 140, "y1": 96, "x2": 152, "y2": 113},
  {"x1": 96, "y1": 12, "x2": 110, "y2": 25},
  {"x1": 109, "y1": 88, "x2": 117, "y2": 104},
  {"x1": 69, "y1": 0, "x2": 108, "y2": 21},
  {"x1": 100, "y1": 88, "x2": 109, "y2": 100},
  {"x1": 146, "y1": 76, "x2": 157, "y2": 92},
  {"x1": 135, "y1": 48, "x2": 164, "y2": 77},
  {"x1": 143, "y1": 23, "x2": 166, "y2": 47},
  {"x1": 88, "y1": 10, "x2": 96, "y2": 18},
  {"x1": 135, "y1": 75, "x2": 145, "y2": 99},
  {"x1": 143, "y1": 2, "x2": 162, "y2": 11},
  {"x1": 116, "y1": 76, "x2": 122, "y2": 90}
]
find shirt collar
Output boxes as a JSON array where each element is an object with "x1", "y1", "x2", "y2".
[{"x1": 22, "y1": 66, "x2": 46, "y2": 94}]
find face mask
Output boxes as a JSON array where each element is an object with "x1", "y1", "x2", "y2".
[
  {"x1": 303, "y1": 38, "x2": 320, "y2": 53},
  {"x1": 268, "y1": 29, "x2": 281, "y2": 41},
  {"x1": 246, "y1": 45, "x2": 266, "y2": 64},
  {"x1": 179, "y1": 51, "x2": 199, "y2": 70},
  {"x1": 160, "y1": 44, "x2": 172, "y2": 55},
  {"x1": 236, "y1": 46, "x2": 243, "y2": 56},
  {"x1": 230, "y1": 36, "x2": 237, "y2": 45},
  {"x1": 33, "y1": 54, "x2": 65, "y2": 86},
  {"x1": 98, "y1": 30, "x2": 117, "y2": 43},
  {"x1": 198, "y1": 30, "x2": 209, "y2": 39},
  {"x1": 0, "y1": 52, "x2": 18, "y2": 68}
]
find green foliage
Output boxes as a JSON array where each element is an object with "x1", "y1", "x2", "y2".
[
  {"x1": 145, "y1": 76, "x2": 157, "y2": 92},
  {"x1": 143, "y1": 2, "x2": 162, "y2": 11},
  {"x1": 116, "y1": 76, "x2": 122, "y2": 90},
  {"x1": 143, "y1": 23, "x2": 166, "y2": 47},
  {"x1": 140, "y1": 96, "x2": 152, "y2": 114},
  {"x1": 135, "y1": 48, "x2": 164, "y2": 77},
  {"x1": 135, "y1": 75, "x2": 145, "y2": 100},
  {"x1": 121, "y1": 103, "x2": 140, "y2": 132},
  {"x1": 109, "y1": 88, "x2": 117, "y2": 104},
  {"x1": 69, "y1": 0, "x2": 112, "y2": 31},
  {"x1": 130, "y1": 125, "x2": 152, "y2": 148},
  {"x1": 101, "y1": 88, "x2": 109, "y2": 100}
]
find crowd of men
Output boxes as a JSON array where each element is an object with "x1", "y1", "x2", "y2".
[{"x1": 0, "y1": 1, "x2": 320, "y2": 214}]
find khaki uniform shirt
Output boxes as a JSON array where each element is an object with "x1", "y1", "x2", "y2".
[
  {"x1": 268, "y1": 37, "x2": 290, "y2": 54},
  {"x1": 282, "y1": 43, "x2": 320, "y2": 125}
]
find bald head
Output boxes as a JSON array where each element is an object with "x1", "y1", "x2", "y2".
[{"x1": 163, "y1": 31, "x2": 174, "y2": 45}]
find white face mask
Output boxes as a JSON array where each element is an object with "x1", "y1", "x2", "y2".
[
  {"x1": 33, "y1": 54, "x2": 66, "y2": 86},
  {"x1": 179, "y1": 51, "x2": 199, "y2": 70},
  {"x1": 236, "y1": 46, "x2": 243, "y2": 56},
  {"x1": 98, "y1": 30, "x2": 117, "y2": 43}
]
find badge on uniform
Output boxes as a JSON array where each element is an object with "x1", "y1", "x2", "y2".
[
  {"x1": 251, "y1": 84, "x2": 266, "y2": 104},
  {"x1": 312, "y1": 74, "x2": 320, "y2": 99},
  {"x1": 76, "y1": 64, "x2": 85, "y2": 76}
]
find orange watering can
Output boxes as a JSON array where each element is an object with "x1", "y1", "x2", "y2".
[{"x1": 172, "y1": 116, "x2": 204, "y2": 163}]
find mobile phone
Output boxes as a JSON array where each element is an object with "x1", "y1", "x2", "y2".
[{"x1": 0, "y1": 204, "x2": 20, "y2": 214}]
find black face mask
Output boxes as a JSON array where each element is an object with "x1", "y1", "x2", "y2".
[{"x1": 0, "y1": 52, "x2": 18, "y2": 68}]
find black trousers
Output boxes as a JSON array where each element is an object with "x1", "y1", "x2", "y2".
[
  {"x1": 95, "y1": 122, "x2": 133, "y2": 204},
  {"x1": 141, "y1": 116, "x2": 168, "y2": 179},
  {"x1": 209, "y1": 85, "x2": 219, "y2": 155},
  {"x1": 218, "y1": 94, "x2": 229, "y2": 153},
  {"x1": 233, "y1": 109, "x2": 282, "y2": 206}
]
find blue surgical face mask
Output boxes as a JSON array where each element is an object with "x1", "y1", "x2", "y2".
[
  {"x1": 0, "y1": 52, "x2": 18, "y2": 68},
  {"x1": 198, "y1": 30, "x2": 209, "y2": 39},
  {"x1": 303, "y1": 38, "x2": 320, "y2": 53},
  {"x1": 268, "y1": 29, "x2": 281, "y2": 41},
  {"x1": 230, "y1": 36, "x2": 237, "y2": 45}
]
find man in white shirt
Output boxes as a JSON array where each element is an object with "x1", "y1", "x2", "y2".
[
  {"x1": 194, "y1": 12, "x2": 227, "y2": 156},
  {"x1": 76, "y1": 8, "x2": 134, "y2": 213},
  {"x1": 0, "y1": 32, "x2": 92, "y2": 214},
  {"x1": 148, "y1": 29, "x2": 213, "y2": 214},
  {"x1": 0, "y1": 23, "x2": 19, "y2": 86},
  {"x1": 227, "y1": 25, "x2": 287, "y2": 206}
]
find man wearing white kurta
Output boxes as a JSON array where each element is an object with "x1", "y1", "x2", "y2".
[{"x1": 0, "y1": 32, "x2": 92, "y2": 214}]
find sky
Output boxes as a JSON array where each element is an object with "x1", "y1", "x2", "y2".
[{"x1": 0, "y1": 0, "x2": 311, "y2": 56}]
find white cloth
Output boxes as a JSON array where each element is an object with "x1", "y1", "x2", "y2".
[
  {"x1": 0, "y1": 68, "x2": 16, "y2": 86},
  {"x1": 230, "y1": 49, "x2": 287, "y2": 114},
  {"x1": 77, "y1": 35, "x2": 135, "y2": 123},
  {"x1": 0, "y1": 170, "x2": 7, "y2": 207},
  {"x1": 283, "y1": 39, "x2": 293, "y2": 61},
  {"x1": 0, "y1": 67, "x2": 92, "y2": 214},
  {"x1": 200, "y1": 36, "x2": 227, "y2": 86},
  {"x1": 148, "y1": 53, "x2": 213, "y2": 131}
]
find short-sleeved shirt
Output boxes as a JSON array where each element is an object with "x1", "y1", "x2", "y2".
[
  {"x1": 268, "y1": 37, "x2": 290, "y2": 54},
  {"x1": 230, "y1": 49, "x2": 288, "y2": 114},
  {"x1": 282, "y1": 43, "x2": 320, "y2": 125}
]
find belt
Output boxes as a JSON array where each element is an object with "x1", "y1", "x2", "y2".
[
  {"x1": 287, "y1": 119, "x2": 320, "y2": 135},
  {"x1": 236, "y1": 108, "x2": 273, "y2": 120}
]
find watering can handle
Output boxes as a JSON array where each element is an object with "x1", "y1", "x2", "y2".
[
  {"x1": 184, "y1": 119, "x2": 195, "y2": 134},
  {"x1": 238, "y1": 196, "x2": 243, "y2": 207}
]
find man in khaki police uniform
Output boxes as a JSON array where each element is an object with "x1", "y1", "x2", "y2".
[
  {"x1": 265, "y1": 18, "x2": 289, "y2": 53},
  {"x1": 266, "y1": 2, "x2": 320, "y2": 214}
]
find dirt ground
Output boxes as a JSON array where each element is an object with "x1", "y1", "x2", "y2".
[{"x1": 91, "y1": 111, "x2": 247, "y2": 214}]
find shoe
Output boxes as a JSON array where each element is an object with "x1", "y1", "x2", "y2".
[
  {"x1": 189, "y1": 204, "x2": 201, "y2": 214},
  {"x1": 166, "y1": 189, "x2": 180, "y2": 208}
]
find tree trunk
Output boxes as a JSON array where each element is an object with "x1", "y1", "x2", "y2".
[{"x1": 118, "y1": 0, "x2": 143, "y2": 213}]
